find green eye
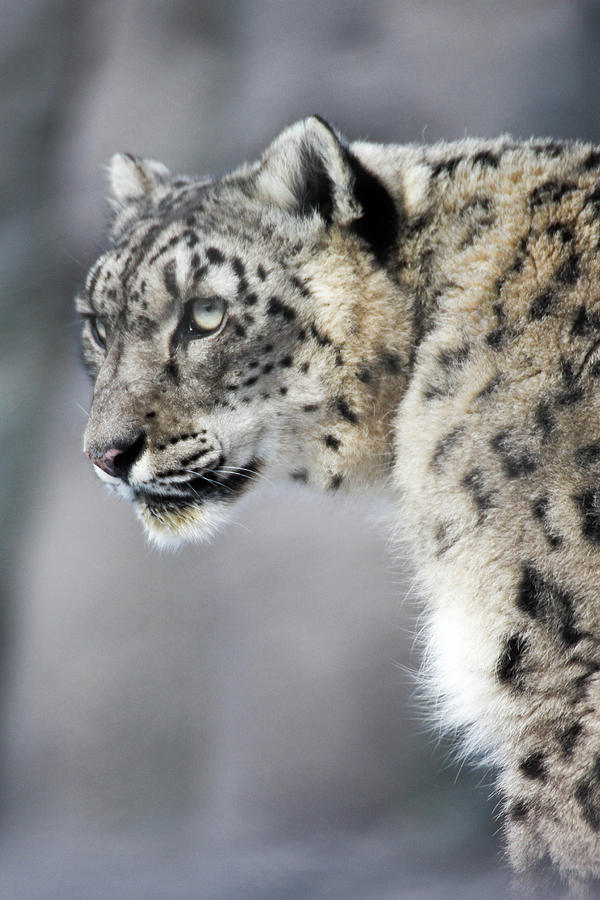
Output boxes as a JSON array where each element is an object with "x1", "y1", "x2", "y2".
[
  {"x1": 90, "y1": 317, "x2": 107, "y2": 349},
  {"x1": 189, "y1": 296, "x2": 227, "y2": 335}
]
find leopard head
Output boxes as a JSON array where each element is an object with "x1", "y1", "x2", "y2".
[{"x1": 78, "y1": 117, "x2": 403, "y2": 546}]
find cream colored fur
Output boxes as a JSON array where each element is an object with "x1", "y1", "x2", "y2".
[{"x1": 79, "y1": 118, "x2": 600, "y2": 885}]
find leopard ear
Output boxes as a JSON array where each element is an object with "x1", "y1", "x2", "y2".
[
  {"x1": 107, "y1": 153, "x2": 170, "y2": 204},
  {"x1": 254, "y1": 116, "x2": 362, "y2": 225}
]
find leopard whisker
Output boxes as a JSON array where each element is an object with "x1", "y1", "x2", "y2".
[
  {"x1": 180, "y1": 468, "x2": 240, "y2": 497},
  {"x1": 217, "y1": 465, "x2": 268, "y2": 484},
  {"x1": 73, "y1": 400, "x2": 90, "y2": 419}
]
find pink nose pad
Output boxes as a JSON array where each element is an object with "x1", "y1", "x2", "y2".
[
  {"x1": 86, "y1": 432, "x2": 147, "y2": 482},
  {"x1": 90, "y1": 448, "x2": 123, "y2": 479}
]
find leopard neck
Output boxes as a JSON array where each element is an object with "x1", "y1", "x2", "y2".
[{"x1": 273, "y1": 229, "x2": 413, "y2": 494}]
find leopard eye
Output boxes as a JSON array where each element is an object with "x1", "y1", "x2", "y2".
[
  {"x1": 90, "y1": 317, "x2": 107, "y2": 349},
  {"x1": 189, "y1": 296, "x2": 227, "y2": 336}
]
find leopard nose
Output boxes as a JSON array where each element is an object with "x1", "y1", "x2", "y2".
[{"x1": 87, "y1": 432, "x2": 147, "y2": 482}]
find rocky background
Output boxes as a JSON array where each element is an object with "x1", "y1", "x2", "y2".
[{"x1": 2, "y1": 1, "x2": 598, "y2": 897}]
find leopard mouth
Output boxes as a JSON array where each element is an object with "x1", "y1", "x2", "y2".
[{"x1": 134, "y1": 458, "x2": 263, "y2": 515}]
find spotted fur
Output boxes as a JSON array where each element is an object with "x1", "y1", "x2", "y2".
[{"x1": 79, "y1": 117, "x2": 600, "y2": 884}]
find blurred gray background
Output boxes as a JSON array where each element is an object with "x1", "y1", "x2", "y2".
[{"x1": 2, "y1": 1, "x2": 598, "y2": 897}]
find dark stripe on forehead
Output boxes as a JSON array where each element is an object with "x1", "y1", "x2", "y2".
[
  {"x1": 120, "y1": 223, "x2": 163, "y2": 295},
  {"x1": 86, "y1": 259, "x2": 104, "y2": 305},
  {"x1": 163, "y1": 260, "x2": 179, "y2": 300},
  {"x1": 148, "y1": 235, "x2": 180, "y2": 265}
]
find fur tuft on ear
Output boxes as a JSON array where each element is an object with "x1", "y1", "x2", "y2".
[
  {"x1": 107, "y1": 153, "x2": 170, "y2": 203},
  {"x1": 255, "y1": 116, "x2": 362, "y2": 225}
]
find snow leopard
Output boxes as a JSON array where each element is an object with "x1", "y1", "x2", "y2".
[{"x1": 78, "y1": 116, "x2": 600, "y2": 884}]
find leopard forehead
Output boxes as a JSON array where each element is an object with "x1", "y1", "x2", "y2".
[{"x1": 85, "y1": 199, "x2": 304, "y2": 322}]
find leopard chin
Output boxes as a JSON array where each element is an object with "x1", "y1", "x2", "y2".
[
  {"x1": 133, "y1": 457, "x2": 264, "y2": 547},
  {"x1": 136, "y1": 498, "x2": 232, "y2": 549}
]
